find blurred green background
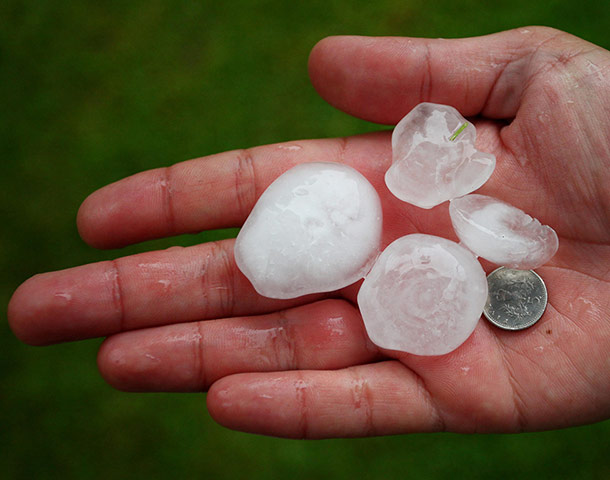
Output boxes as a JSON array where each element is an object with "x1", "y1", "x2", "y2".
[{"x1": 2, "y1": 0, "x2": 609, "y2": 478}]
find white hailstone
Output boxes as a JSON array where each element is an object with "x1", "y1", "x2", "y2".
[
  {"x1": 449, "y1": 194, "x2": 559, "y2": 269},
  {"x1": 234, "y1": 162, "x2": 382, "y2": 299},
  {"x1": 385, "y1": 103, "x2": 496, "y2": 209},
  {"x1": 358, "y1": 234, "x2": 487, "y2": 356}
]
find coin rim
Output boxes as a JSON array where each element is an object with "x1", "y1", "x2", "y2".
[{"x1": 482, "y1": 266, "x2": 548, "y2": 331}]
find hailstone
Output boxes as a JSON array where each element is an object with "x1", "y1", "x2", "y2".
[
  {"x1": 449, "y1": 194, "x2": 559, "y2": 269},
  {"x1": 234, "y1": 162, "x2": 382, "y2": 299},
  {"x1": 357, "y1": 234, "x2": 488, "y2": 356},
  {"x1": 385, "y1": 103, "x2": 495, "y2": 209}
]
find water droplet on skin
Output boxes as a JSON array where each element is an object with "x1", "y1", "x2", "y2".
[
  {"x1": 277, "y1": 145, "x2": 302, "y2": 151},
  {"x1": 138, "y1": 262, "x2": 172, "y2": 270},
  {"x1": 144, "y1": 353, "x2": 160, "y2": 362},
  {"x1": 351, "y1": 377, "x2": 367, "y2": 409},
  {"x1": 54, "y1": 292, "x2": 72, "y2": 301},
  {"x1": 215, "y1": 389, "x2": 233, "y2": 408},
  {"x1": 104, "y1": 269, "x2": 118, "y2": 283},
  {"x1": 294, "y1": 379, "x2": 308, "y2": 390},
  {"x1": 585, "y1": 60, "x2": 605, "y2": 82},
  {"x1": 326, "y1": 316, "x2": 345, "y2": 336},
  {"x1": 579, "y1": 297, "x2": 595, "y2": 308}
]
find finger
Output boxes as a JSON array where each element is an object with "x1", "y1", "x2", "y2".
[
  {"x1": 77, "y1": 133, "x2": 391, "y2": 249},
  {"x1": 308, "y1": 27, "x2": 584, "y2": 123},
  {"x1": 205, "y1": 321, "x2": 531, "y2": 439},
  {"x1": 75, "y1": 124, "x2": 504, "y2": 250},
  {"x1": 8, "y1": 239, "x2": 323, "y2": 346},
  {"x1": 206, "y1": 361, "x2": 445, "y2": 439},
  {"x1": 97, "y1": 299, "x2": 379, "y2": 392}
]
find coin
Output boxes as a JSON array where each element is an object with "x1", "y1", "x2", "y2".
[{"x1": 483, "y1": 267, "x2": 548, "y2": 330}]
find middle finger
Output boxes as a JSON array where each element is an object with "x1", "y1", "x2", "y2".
[{"x1": 9, "y1": 238, "x2": 324, "y2": 345}]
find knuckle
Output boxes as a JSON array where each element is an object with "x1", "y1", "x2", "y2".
[
  {"x1": 273, "y1": 311, "x2": 300, "y2": 370},
  {"x1": 234, "y1": 149, "x2": 258, "y2": 219},
  {"x1": 200, "y1": 241, "x2": 236, "y2": 318}
]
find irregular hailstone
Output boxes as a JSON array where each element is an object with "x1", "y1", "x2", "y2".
[
  {"x1": 449, "y1": 194, "x2": 559, "y2": 269},
  {"x1": 234, "y1": 162, "x2": 382, "y2": 299},
  {"x1": 385, "y1": 103, "x2": 496, "y2": 209},
  {"x1": 357, "y1": 234, "x2": 487, "y2": 356}
]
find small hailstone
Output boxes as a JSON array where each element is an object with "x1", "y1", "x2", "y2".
[
  {"x1": 234, "y1": 162, "x2": 382, "y2": 299},
  {"x1": 357, "y1": 234, "x2": 487, "y2": 356},
  {"x1": 449, "y1": 194, "x2": 559, "y2": 269},
  {"x1": 385, "y1": 103, "x2": 496, "y2": 209}
]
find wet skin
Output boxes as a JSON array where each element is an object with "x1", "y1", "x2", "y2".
[{"x1": 8, "y1": 27, "x2": 610, "y2": 438}]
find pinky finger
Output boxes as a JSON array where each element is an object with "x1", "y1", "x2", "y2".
[{"x1": 206, "y1": 361, "x2": 445, "y2": 439}]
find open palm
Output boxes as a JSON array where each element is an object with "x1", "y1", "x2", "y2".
[{"x1": 9, "y1": 27, "x2": 610, "y2": 438}]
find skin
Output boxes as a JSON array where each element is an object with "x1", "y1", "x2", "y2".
[{"x1": 7, "y1": 26, "x2": 610, "y2": 438}]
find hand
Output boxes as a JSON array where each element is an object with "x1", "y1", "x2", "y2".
[{"x1": 8, "y1": 26, "x2": 610, "y2": 438}]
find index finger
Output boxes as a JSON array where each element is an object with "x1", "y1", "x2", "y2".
[{"x1": 77, "y1": 133, "x2": 391, "y2": 249}]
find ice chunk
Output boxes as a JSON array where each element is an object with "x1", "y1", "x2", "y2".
[
  {"x1": 234, "y1": 162, "x2": 382, "y2": 299},
  {"x1": 357, "y1": 234, "x2": 487, "y2": 356},
  {"x1": 385, "y1": 103, "x2": 495, "y2": 209},
  {"x1": 449, "y1": 194, "x2": 559, "y2": 269}
]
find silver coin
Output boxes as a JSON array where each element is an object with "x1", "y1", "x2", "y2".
[{"x1": 483, "y1": 267, "x2": 548, "y2": 330}]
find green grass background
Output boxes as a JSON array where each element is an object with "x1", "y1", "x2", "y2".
[{"x1": 2, "y1": 0, "x2": 609, "y2": 478}]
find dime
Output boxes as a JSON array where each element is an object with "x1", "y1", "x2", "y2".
[{"x1": 483, "y1": 267, "x2": 548, "y2": 330}]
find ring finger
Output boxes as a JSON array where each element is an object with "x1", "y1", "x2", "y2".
[{"x1": 97, "y1": 298, "x2": 380, "y2": 392}]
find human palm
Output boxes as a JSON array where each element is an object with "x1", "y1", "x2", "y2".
[{"x1": 8, "y1": 27, "x2": 610, "y2": 438}]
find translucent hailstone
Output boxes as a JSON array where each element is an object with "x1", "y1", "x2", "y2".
[
  {"x1": 357, "y1": 234, "x2": 488, "y2": 356},
  {"x1": 449, "y1": 194, "x2": 559, "y2": 269},
  {"x1": 234, "y1": 162, "x2": 383, "y2": 299},
  {"x1": 385, "y1": 103, "x2": 496, "y2": 209}
]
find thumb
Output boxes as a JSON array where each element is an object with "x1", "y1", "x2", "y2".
[{"x1": 308, "y1": 26, "x2": 588, "y2": 124}]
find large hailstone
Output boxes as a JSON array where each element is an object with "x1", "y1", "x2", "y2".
[
  {"x1": 449, "y1": 194, "x2": 559, "y2": 269},
  {"x1": 234, "y1": 162, "x2": 382, "y2": 299},
  {"x1": 386, "y1": 103, "x2": 496, "y2": 209},
  {"x1": 358, "y1": 234, "x2": 488, "y2": 356}
]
